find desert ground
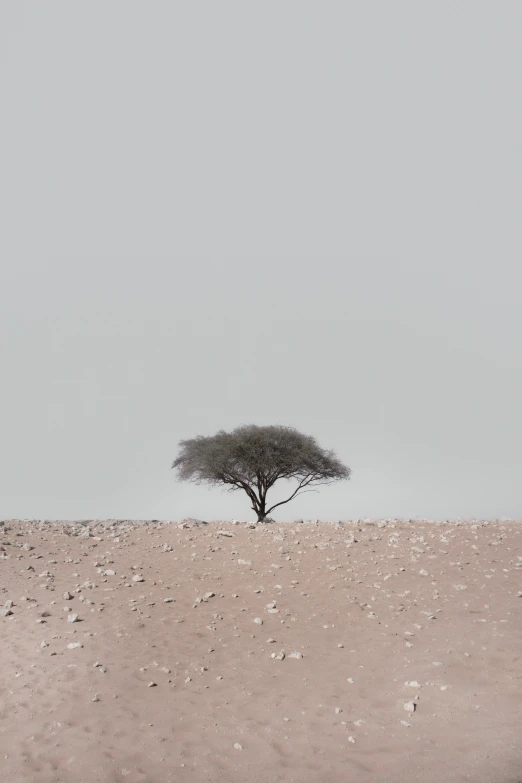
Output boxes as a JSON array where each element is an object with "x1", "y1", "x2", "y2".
[{"x1": 1, "y1": 517, "x2": 521, "y2": 783}]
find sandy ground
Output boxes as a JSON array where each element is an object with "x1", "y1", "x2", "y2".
[{"x1": 1, "y1": 517, "x2": 521, "y2": 783}]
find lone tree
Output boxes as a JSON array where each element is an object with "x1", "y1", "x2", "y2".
[{"x1": 171, "y1": 424, "x2": 351, "y2": 522}]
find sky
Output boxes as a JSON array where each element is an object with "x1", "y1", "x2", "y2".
[{"x1": 1, "y1": 1, "x2": 521, "y2": 522}]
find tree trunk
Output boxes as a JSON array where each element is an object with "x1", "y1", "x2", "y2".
[{"x1": 256, "y1": 499, "x2": 267, "y2": 522}]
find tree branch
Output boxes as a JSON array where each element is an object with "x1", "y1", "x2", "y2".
[
  {"x1": 265, "y1": 474, "x2": 317, "y2": 515},
  {"x1": 221, "y1": 473, "x2": 260, "y2": 510}
]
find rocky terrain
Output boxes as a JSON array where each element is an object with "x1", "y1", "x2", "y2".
[{"x1": 1, "y1": 517, "x2": 521, "y2": 783}]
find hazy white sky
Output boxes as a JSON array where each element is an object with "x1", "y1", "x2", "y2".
[{"x1": 1, "y1": 2, "x2": 521, "y2": 521}]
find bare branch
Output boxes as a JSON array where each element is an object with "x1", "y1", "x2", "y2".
[{"x1": 265, "y1": 474, "x2": 317, "y2": 515}]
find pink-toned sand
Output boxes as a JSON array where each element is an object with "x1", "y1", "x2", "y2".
[{"x1": 1, "y1": 517, "x2": 521, "y2": 783}]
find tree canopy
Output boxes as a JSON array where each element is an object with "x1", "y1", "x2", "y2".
[{"x1": 172, "y1": 424, "x2": 351, "y2": 522}]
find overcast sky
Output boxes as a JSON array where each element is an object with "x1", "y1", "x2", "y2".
[{"x1": 1, "y1": 2, "x2": 521, "y2": 522}]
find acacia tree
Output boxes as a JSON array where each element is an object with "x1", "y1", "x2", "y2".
[{"x1": 172, "y1": 424, "x2": 351, "y2": 522}]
